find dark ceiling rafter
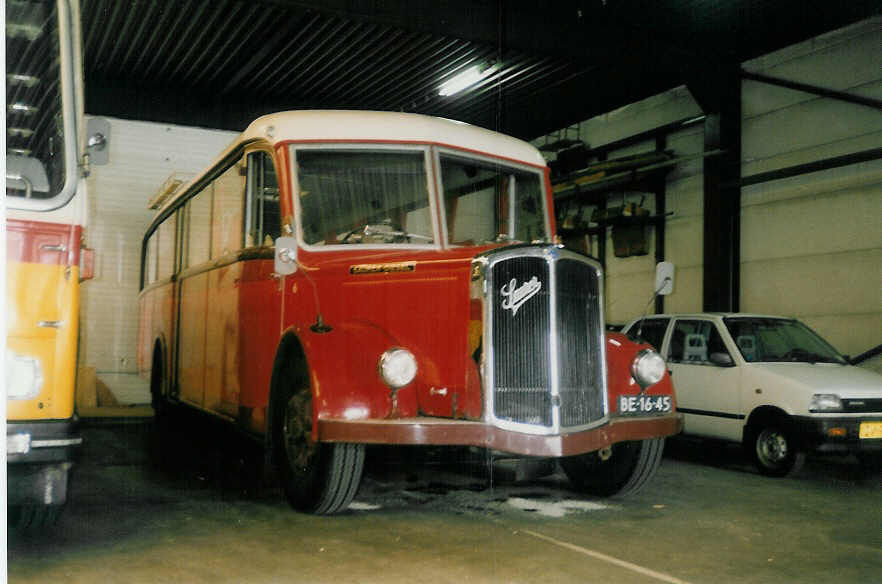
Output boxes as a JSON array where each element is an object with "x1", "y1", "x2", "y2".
[{"x1": 80, "y1": 0, "x2": 879, "y2": 140}]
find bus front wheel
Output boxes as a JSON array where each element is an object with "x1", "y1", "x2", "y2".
[
  {"x1": 272, "y1": 383, "x2": 364, "y2": 514},
  {"x1": 560, "y1": 438, "x2": 665, "y2": 497}
]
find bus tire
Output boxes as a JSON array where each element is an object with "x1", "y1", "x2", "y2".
[
  {"x1": 150, "y1": 343, "x2": 169, "y2": 425},
  {"x1": 272, "y1": 375, "x2": 364, "y2": 515},
  {"x1": 560, "y1": 438, "x2": 665, "y2": 497},
  {"x1": 9, "y1": 504, "x2": 62, "y2": 532}
]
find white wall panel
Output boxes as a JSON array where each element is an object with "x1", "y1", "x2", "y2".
[
  {"x1": 741, "y1": 249, "x2": 881, "y2": 355},
  {"x1": 742, "y1": 180, "x2": 882, "y2": 262},
  {"x1": 742, "y1": 19, "x2": 882, "y2": 118},
  {"x1": 739, "y1": 18, "x2": 881, "y2": 356},
  {"x1": 80, "y1": 117, "x2": 237, "y2": 374},
  {"x1": 535, "y1": 17, "x2": 880, "y2": 356}
]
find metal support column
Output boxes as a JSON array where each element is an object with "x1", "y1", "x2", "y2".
[
  {"x1": 654, "y1": 134, "x2": 667, "y2": 315},
  {"x1": 697, "y1": 68, "x2": 742, "y2": 312}
]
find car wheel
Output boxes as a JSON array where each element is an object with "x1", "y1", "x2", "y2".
[
  {"x1": 560, "y1": 438, "x2": 665, "y2": 497},
  {"x1": 747, "y1": 423, "x2": 805, "y2": 477},
  {"x1": 273, "y1": 383, "x2": 364, "y2": 514}
]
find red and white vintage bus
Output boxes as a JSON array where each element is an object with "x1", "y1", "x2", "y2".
[
  {"x1": 6, "y1": 0, "x2": 94, "y2": 529},
  {"x1": 138, "y1": 110, "x2": 682, "y2": 514}
]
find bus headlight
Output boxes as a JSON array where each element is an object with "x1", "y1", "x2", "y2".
[
  {"x1": 631, "y1": 349, "x2": 666, "y2": 388},
  {"x1": 379, "y1": 348, "x2": 417, "y2": 388},
  {"x1": 6, "y1": 349, "x2": 44, "y2": 400}
]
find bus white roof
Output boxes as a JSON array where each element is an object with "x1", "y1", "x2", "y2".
[
  {"x1": 242, "y1": 110, "x2": 546, "y2": 166},
  {"x1": 153, "y1": 110, "x2": 547, "y2": 220}
]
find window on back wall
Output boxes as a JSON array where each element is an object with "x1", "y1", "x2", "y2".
[
  {"x1": 211, "y1": 160, "x2": 246, "y2": 258},
  {"x1": 246, "y1": 151, "x2": 281, "y2": 247}
]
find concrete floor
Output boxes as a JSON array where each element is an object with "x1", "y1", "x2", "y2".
[{"x1": 7, "y1": 415, "x2": 881, "y2": 584}]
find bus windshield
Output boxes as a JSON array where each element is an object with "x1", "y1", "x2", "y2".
[
  {"x1": 440, "y1": 153, "x2": 547, "y2": 246},
  {"x1": 297, "y1": 148, "x2": 435, "y2": 246},
  {"x1": 6, "y1": 0, "x2": 74, "y2": 204},
  {"x1": 294, "y1": 146, "x2": 550, "y2": 247}
]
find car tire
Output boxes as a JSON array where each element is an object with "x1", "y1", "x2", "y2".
[
  {"x1": 560, "y1": 438, "x2": 665, "y2": 497},
  {"x1": 272, "y1": 381, "x2": 364, "y2": 514},
  {"x1": 746, "y1": 422, "x2": 805, "y2": 477}
]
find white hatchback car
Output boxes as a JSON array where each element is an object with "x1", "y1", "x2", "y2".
[{"x1": 622, "y1": 313, "x2": 882, "y2": 476}]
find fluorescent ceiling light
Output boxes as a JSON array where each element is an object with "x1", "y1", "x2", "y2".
[{"x1": 438, "y1": 65, "x2": 492, "y2": 96}]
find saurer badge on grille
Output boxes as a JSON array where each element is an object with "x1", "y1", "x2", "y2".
[{"x1": 500, "y1": 276, "x2": 542, "y2": 316}]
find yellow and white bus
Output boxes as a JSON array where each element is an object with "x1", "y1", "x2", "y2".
[{"x1": 6, "y1": 0, "x2": 94, "y2": 529}]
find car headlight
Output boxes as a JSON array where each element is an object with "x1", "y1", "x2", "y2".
[
  {"x1": 631, "y1": 348, "x2": 666, "y2": 388},
  {"x1": 379, "y1": 348, "x2": 417, "y2": 388},
  {"x1": 809, "y1": 393, "x2": 843, "y2": 413},
  {"x1": 6, "y1": 349, "x2": 43, "y2": 400}
]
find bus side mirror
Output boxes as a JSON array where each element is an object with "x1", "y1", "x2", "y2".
[
  {"x1": 274, "y1": 236, "x2": 298, "y2": 275},
  {"x1": 86, "y1": 117, "x2": 111, "y2": 166}
]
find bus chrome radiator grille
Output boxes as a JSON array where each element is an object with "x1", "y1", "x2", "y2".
[
  {"x1": 555, "y1": 258, "x2": 605, "y2": 428},
  {"x1": 485, "y1": 247, "x2": 607, "y2": 433}
]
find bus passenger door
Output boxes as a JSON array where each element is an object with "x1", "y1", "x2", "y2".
[
  {"x1": 203, "y1": 160, "x2": 247, "y2": 418},
  {"x1": 235, "y1": 151, "x2": 283, "y2": 434}
]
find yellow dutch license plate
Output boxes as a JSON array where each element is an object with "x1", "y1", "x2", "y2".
[{"x1": 858, "y1": 421, "x2": 882, "y2": 439}]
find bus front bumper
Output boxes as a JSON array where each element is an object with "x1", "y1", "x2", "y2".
[
  {"x1": 7, "y1": 420, "x2": 81, "y2": 506},
  {"x1": 318, "y1": 413, "x2": 683, "y2": 458}
]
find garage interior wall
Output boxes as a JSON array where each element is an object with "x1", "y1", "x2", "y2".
[
  {"x1": 80, "y1": 118, "x2": 237, "y2": 401},
  {"x1": 536, "y1": 17, "x2": 881, "y2": 357}
]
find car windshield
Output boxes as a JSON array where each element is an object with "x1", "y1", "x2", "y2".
[
  {"x1": 440, "y1": 153, "x2": 548, "y2": 245},
  {"x1": 296, "y1": 148, "x2": 435, "y2": 246},
  {"x1": 723, "y1": 317, "x2": 847, "y2": 364}
]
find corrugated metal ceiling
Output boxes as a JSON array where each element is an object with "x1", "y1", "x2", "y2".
[{"x1": 80, "y1": 0, "x2": 879, "y2": 140}]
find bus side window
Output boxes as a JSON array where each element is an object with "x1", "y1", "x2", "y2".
[
  {"x1": 184, "y1": 186, "x2": 212, "y2": 269},
  {"x1": 212, "y1": 161, "x2": 246, "y2": 258},
  {"x1": 145, "y1": 232, "x2": 158, "y2": 285},
  {"x1": 157, "y1": 214, "x2": 176, "y2": 280},
  {"x1": 246, "y1": 152, "x2": 281, "y2": 247}
]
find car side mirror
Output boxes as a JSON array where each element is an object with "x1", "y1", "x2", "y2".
[
  {"x1": 274, "y1": 236, "x2": 298, "y2": 275},
  {"x1": 709, "y1": 352, "x2": 734, "y2": 367}
]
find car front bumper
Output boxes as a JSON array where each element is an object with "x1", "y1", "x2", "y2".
[{"x1": 792, "y1": 415, "x2": 882, "y2": 454}]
